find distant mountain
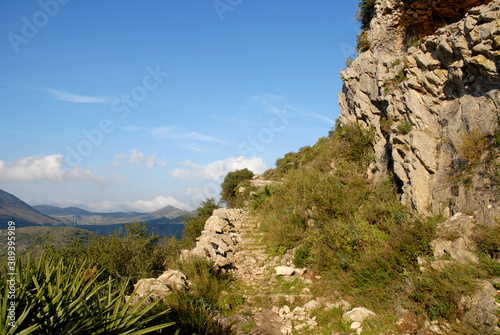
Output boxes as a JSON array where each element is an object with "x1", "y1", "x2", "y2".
[
  {"x1": 33, "y1": 205, "x2": 93, "y2": 216},
  {"x1": 0, "y1": 189, "x2": 63, "y2": 228},
  {"x1": 33, "y1": 204, "x2": 190, "y2": 226}
]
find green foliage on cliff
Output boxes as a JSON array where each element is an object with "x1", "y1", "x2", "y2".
[{"x1": 356, "y1": 0, "x2": 376, "y2": 30}]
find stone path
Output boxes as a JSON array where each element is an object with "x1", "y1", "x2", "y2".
[
  {"x1": 177, "y1": 208, "x2": 375, "y2": 334},
  {"x1": 217, "y1": 210, "x2": 327, "y2": 335}
]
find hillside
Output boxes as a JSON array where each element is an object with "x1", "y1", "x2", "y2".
[
  {"x1": 127, "y1": 1, "x2": 500, "y2": 334},
  {"x1": 0, "y1": 189, "x2": 63, "y2": 228},
  {"x1": 0, "y1": 226, "x2": 94, "y2": 260}
]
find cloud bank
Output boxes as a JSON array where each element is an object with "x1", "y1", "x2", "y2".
[
  {"x1": 171, "y1": 156, "x2": 267, "y2": 181},
  {"x1": 0, "y1": 154, "x2": 106, "y2": 184}
]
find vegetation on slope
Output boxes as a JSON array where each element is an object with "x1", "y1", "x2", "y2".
[
  {"x1": 0, "y1": 226, "x2": 93, "y2": 261},
  {"x1": 229, "y1": 120, "x2": 500, "y2": 331}
]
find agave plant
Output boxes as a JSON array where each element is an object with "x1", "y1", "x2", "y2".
[{"x1": 0, "y1": 252, "x2": 174, "y2": 335}]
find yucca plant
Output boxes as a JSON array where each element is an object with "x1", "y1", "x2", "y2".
[{"x1": 0, "y1": 252, "x2": 174, "y2": 335}]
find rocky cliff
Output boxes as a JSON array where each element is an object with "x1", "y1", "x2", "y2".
[{"x1": 339, "y1": 0, "x2": 500, "y2": 224}]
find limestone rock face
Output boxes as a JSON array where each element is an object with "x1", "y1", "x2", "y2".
[
  {"x1": 462, "y1": 280, "x2": 500, "y2": 333},
  {"x1": 339, "y1": 0, "x2": 500, "y2": 224},
  {"x1": 430, "y1": 213, "x2": 479, "y2": 264}
]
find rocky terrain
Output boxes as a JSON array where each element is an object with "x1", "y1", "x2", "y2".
[
  {"x1": 134, "y1": 208, "x2": 381, "y2": 334},
  {"x1": 133, "y1": 207, "x2": 500, "y2": 334}
]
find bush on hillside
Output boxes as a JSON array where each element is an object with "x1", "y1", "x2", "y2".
[
  {"x1": 220, "y1": 168, "x2": 254, "y2": 208},
  {"x1": 56, "y1": 222, "x2": 178, "y2": 285},
  {"x1": 158, "y1": 258, "x2": 234, "y2": 334},
  {"x1": 356, "y1": 30, "x2": 371, "y2": 52}
]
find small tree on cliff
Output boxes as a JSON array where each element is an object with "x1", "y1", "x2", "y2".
[
  {"x1": 220, "y1": 168, "x2": 254, "y2": 208},
  {"x1": 356, "y1": 0, "x2": 376, "y2": 30}
]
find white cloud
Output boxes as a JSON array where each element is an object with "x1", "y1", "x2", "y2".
[
  {"x1": 171, "y1": 156, "x2": 267, "y2": 181},
  {"x1": 0, "y1": 154, "x2": 107, "y2": 184},
  {"x1": 112, "y1": 149, "x2": 166, "y2": 169},
  {"x1": 187, "y1": 185, "x2": 221, "y2": 204},
  {"x1": 86, "y1": 196, "x2": 192, "y2": 212},
  {"x1": 151, "y1": 126, "x2": 230, "y2": 144},
  {"x1": 45, "y1": 89, "x2": 113, "y2": 104}
]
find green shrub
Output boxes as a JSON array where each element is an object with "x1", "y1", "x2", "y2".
[
  {"x1": 410, "y1": 264, "x2": 478, "y2": 320},
  {"x1": 57, "y1": 222, "x2": 178, "y2": 285},
  {"x1": 383, "y1": 69, "x2": 408, "y2": 95},
  {"x1": 0, "y1": 253, "x2": 174, "y2": 335},
  {"x1": 163, "y1": 258, "x2": 233, "y2": 334},
  {"x1": 249, "y1": 185, "x2": 275, "y2": 210},
  {"x1": 380, "y1": 116, "x2": 394, "y2": 133},
  {"x1": 356, "y1": 30, "x2": 371, "y2": 52},
  {"x1": 346, "y1": 55, "x2": 355, "y2": 68},
  {"x1": 275, "y1": 152, "x2": 300, "y2": 176},
  {"x1": 475, "y1": 224, "x2": 500, "y2": 258},
  {"x1": 182, "y1": 198, "x2": 220, "y2": 248},
  {"x1": 220, "y1": 168, "x2": 254, "y2": 208},
  {"x1": 396, "y1": 120, "x2": 413, "y2": 135},
  {"x1": 294, "y1": 244, "x2": 311, "y2": 268}
]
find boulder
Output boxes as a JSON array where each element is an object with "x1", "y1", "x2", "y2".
[
  {"x1": 275, "y1": 266, "x2": 295, "y2": 276},
  {"x1": 134, "y1": 278, "x2": 171, "y2": 299},
  {"x1": 303, "y1": 299, "x2": 320, "y2": 311},
  {"x1": 158, "y1": 269, "x2": 190, "y2": 291},
  {"x1": 343, "y1": 307, "x2": 376, "y2": 323}
]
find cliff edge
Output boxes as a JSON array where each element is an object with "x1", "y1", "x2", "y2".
[{"x1": 340, "y1": 0, "x2": 500, "y2": 225}]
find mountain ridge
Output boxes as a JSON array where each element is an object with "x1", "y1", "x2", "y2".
[
  {"x1": 0, "y1": 189, "x2": 63, "y2": 228},
  {"x1": 33, "y1": 204, "x2": 188, "y2": 226}
]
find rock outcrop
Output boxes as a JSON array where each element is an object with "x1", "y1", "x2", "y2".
[
  {"x1": 340, "y1": 0, "x2": 500, "y2": 225},
  {"x1": 181, "y1": 208, "x2": 244, "y2": 268}
]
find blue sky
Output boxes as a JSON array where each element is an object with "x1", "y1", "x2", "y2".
[{"x1": 0, "y1": 0, "x2": 360, "y2": 212}]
